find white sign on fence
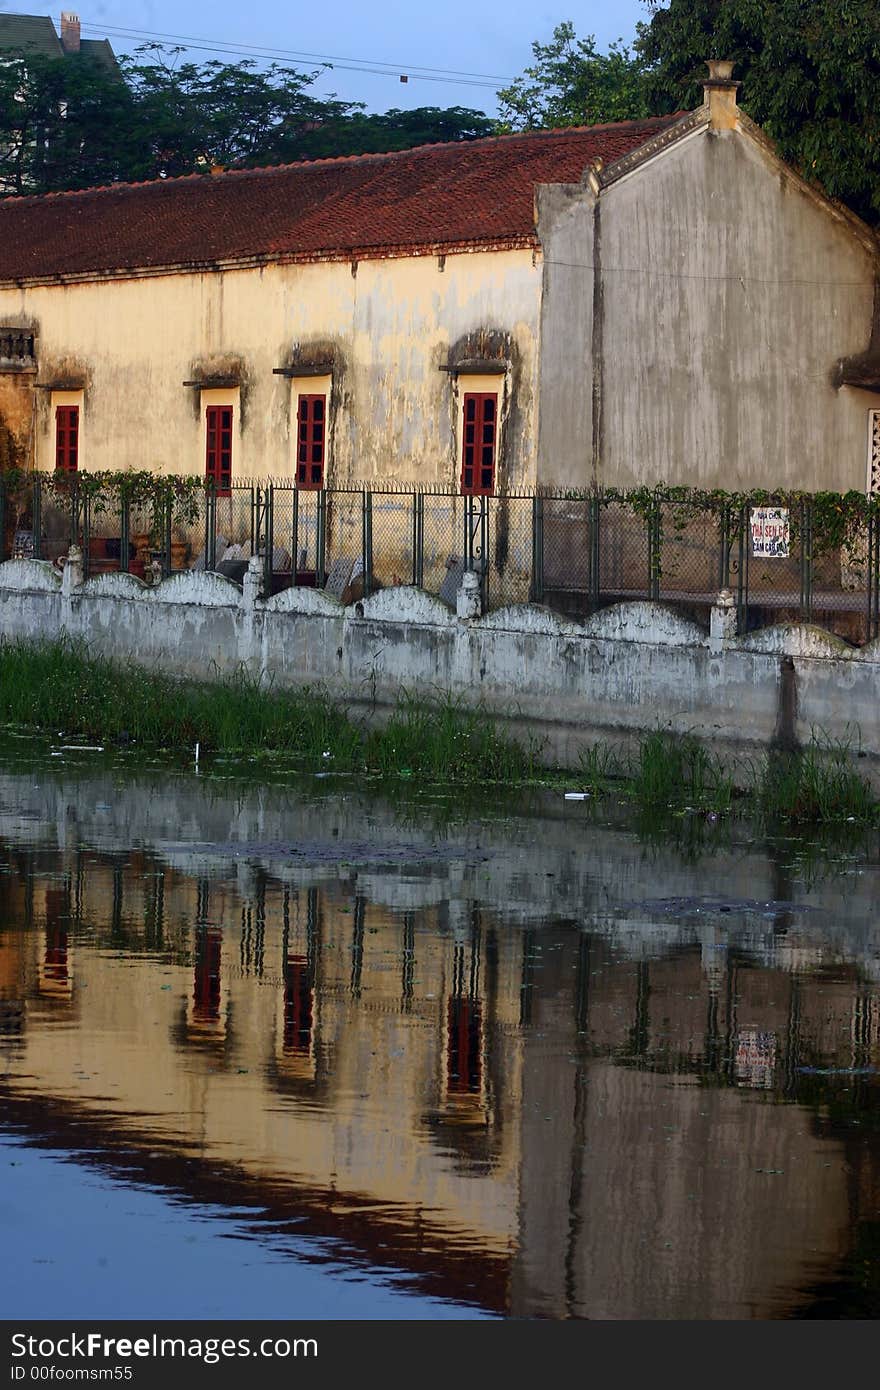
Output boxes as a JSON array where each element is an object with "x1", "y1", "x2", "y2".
[{"x1": 750, "y1": 506, "x2": 790, "y2": 558}]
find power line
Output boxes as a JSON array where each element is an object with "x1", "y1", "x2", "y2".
[{"x1": 80, "y1": 21, "x2": 515, "y2": 92}]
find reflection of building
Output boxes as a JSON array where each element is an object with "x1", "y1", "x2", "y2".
[
  {"x1": 2, "y1": 796, "x2": 880, "y2": 1318},
  {"x1": 37, "y1": 886, "x2": 73, "y2": 1001},
  {"x1": 443, "y1": 933, "x2": 486, "y2": 1127},
  {"x1": 191, "y1": 926, "x2": 222, "y2": 1024}
]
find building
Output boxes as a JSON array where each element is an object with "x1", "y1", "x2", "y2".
[
  {"x1": 0, "y1": 12, "x2": 119, "y2": 202},
  {"x1": 0, "y1": 10, "x2": 116, "y2": 68},
  {"x1": 0, "y1": 63, "x2": 878, "y2": 500}
]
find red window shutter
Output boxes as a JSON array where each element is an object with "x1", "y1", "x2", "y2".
[
  {"x1": 460, "y1": 393, "x2": 497, "y2": 495},
  {"x1": 296, "y1": 394, "x2": 326, "y2": 489},
  {"x1": 55, "y1": 405, "x2": 79, "y2": 472},
  {"x1": 205, "y1": 405, "x2": 233, "y2": 495}
]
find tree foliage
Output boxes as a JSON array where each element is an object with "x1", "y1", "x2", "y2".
[
  {"x1": 638, "y1": 0, "x2": 880, "y2": 225},
  {"x1": 498, "y1": 6, "x2": 880, "y2": 225},
  {"x1": 0, "y1": 49, "x2": 136, "y2": 194},
  {"x1": 497, "y1": 22, "x2": 649, "y2": 130},
  {"x1": 0, "y1": 44, "x2": 495, "y2": 195}
]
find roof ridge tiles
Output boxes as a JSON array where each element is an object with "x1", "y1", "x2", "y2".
[{"x1": 0, "y1": 113, "x2": 680, "y2": 207}]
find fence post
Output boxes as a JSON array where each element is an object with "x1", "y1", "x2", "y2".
[
  {"x1": 81, "y1": 487, "x2": 91, "y2": 578},
  {"x1": 867, "y1": 509, "x2": 873, "y2": 641},
  {"x1": 120, "y1": 490, "x2": 130, "y2": 573},
  {"x1": 531, "y1": 495, "x2": 544, "y2": 604},
  {"x1": 32, "y1": 473, "x2": 42, "y2": 560},
  {"x1": 316, "y1": 488, "x2": 327, "y2": 588},
  {"x1": 0, "y1": 473, "x2": 6, "y2": 563},
  {"x1": 736, "y1": 503, "x2": 749, "y2": 633},
  {"x1": 265, "y1": 483, "x2": 274, "y2": 594},
  {"x1": 162, "y1": 494, "x2": 172, "y2": 578},
  {"x1": 717, "y1": 501, "x2": 730, "y2": 590},
  {"x1": 647, "y1": 499, "x2": 661, "y2": 602},
  {"x1": 589, "y1": 492, "x2": 601, "y2": 611},
  {"x1": 290, "y1": 486, "x2": 299, "y2": 587},
  {"x1": 361, "y1": 489, "x2": 373, "y2": 598},
  {"x1": 411, "y1": 491, "x2": 424, "y2": 588},
  {"x1": 799, "y1": 499, "x2": 813, "y2": 623},
  {"x1": 205, "y1": 484, "x2": 217, "y2": 573},
  {"x1": 869, "y1": 508, "x2": 880, "y2": 642},
  {"x1": 69, "y1": 477, "x2": 80, "y2": 548}
]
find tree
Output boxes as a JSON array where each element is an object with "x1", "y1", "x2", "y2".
[
  {"x1": 0, "y1": 44, "x2": 496, "y2": 196},
  {"x1": 637, "y1": 0, "x2": 880, "y2": 224},
  {"x1": 496, "y1": 21, "x2": 649, "y2": 131},
  {"x1": 119, "y1": 48, "x2": 358, "y2": 180},
  {"x1": 0, "y1": 48, "x2": 135, "y2": 194},
  {"x1": 291, "y1": 106, "x2": 496, "y2": 159}
]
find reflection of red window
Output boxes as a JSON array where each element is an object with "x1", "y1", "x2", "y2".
[
  {"x1": 205, "y1": 406, "x2": 233, "y2": 495},
  {"x1": 44, "y1": 887, "x2": 69, "y2": 985},
  {"x1": 283, "y1": 953, "x2": 313, "y2": 1054},
  {"x1": 460, "y1": 393, "x2": 497, "y2": 496},
  {"x1": 447, "y1": 997, "x2": 482, "y2": 1093},
  {"x1": 55, "y1": 406, "x2": 79, "y2": 472},
  {"x1": 296, "y1": 394, "x2": 326, "y2": 489},
  {"x1": 193, "y1": 927, "x2": 222, "y2": 1023}
]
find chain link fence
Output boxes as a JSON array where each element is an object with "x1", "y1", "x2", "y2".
[{"x1": 2, "y1": 474, "x2": 879, "y2": 645}]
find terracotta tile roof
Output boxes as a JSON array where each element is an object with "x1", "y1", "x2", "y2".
[{"x1": 0, "y1": 116, "x2": 679, "y2": 283}]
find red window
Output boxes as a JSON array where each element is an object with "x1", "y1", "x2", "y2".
[
  {"x1": 205, "y1": 405, "x2": 233, "y2": 494},
  {"x1": 55, "y1": 405, "x2": 79, "y2": 472},
  {"x1": 296, "y1": 394, "x2": 326, "y2": 489},
  {"x1": 460, "y1": 392, "x2": 497, "y2": 495}
]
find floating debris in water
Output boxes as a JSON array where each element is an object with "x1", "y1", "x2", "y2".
[{"x1": 797, "y1": 1066, "x2": 879, "y2": 1076}]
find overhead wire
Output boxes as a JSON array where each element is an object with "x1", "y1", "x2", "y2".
[{"x1": 79, "y1": 21, "x2": 515, "y2": 91}]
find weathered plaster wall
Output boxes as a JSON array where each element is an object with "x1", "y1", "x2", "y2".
[
  {"x1": 0, "y1": 372, "x2": 35, "y2": 465},
  {"x1": 0, "y1": 249, "x2": 541, "y2": 489},
  {"x1": 2, "y1": 561, "x2": 879, "y2": 773},
  {"x1": 537, "y1": 125, "x2": 879, "y2": 492}
]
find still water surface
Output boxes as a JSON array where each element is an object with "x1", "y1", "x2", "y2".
[{"x1": 1, "y1": 742, "x2": 878, "y2": 1319}]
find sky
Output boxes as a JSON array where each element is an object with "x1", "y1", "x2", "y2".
[{"x1": 2, "y1": 1, "x2": 651, "y2": 114}]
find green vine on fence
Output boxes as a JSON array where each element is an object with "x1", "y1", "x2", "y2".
[
  {"x1": 1, "y1": 469, "x2": 878, "y2": 568},
  {"x1": 568, "y1": 482, "x2": 880, "y2": 562},
  {"x1": 1, "y1": 468, "x2": 206, "y2": 543}
]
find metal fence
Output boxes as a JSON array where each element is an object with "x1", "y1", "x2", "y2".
[{"x1": 2, "y1": 475, "x2": 879, "y2": 645}]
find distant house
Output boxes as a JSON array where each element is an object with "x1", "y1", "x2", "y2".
[
  {"x1": 0, "y1": 11, "x2": 116, "y2": 71},
  {"x1": 0, "y1": 12, "x2": 119, "y2": 198},
  {"x1": 0, "y1": 62, "x2": 877, "y2": 500}
]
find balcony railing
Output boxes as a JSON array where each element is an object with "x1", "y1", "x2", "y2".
[{"x1": 0, "y1": 329, "x2": 36, "y2": 365}]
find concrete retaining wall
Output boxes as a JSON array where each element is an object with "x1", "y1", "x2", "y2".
[{"x1": 1, "y1": 558, "x2": 878, "y2": 770}]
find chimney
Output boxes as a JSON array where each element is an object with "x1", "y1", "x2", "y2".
[
  {"x1": 703, "y1": 59, "x2": 740, "y2": 131},
  {"x1": 60, "y1": 12, "x2": 81, "y2": 54}
]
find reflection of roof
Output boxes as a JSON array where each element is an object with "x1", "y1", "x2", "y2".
[
  {"x1": 0, "y1": 14, "x2": 117, "y2": 72},
  {"x1": 0, "y1": 1087, "x2": 509, "y2": 1313},
  {"x1": 0, "y1": 116, "x2": 678, "y2": 283}
]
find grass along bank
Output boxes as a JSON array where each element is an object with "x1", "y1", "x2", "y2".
[
  {"x1": 0, "y1": 638, "x2": 538, "y2": 785},
  {"x1": 1, "y1": 638, "x2": 878, "y2": 823}
]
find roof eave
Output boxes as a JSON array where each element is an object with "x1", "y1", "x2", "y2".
[{"x1": 0, "y1": 235, "x2": 540, "y2": 291}]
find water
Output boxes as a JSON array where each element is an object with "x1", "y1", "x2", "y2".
[{"x1": 0, "y1": 741, "x2": 878, "y2": 1320}]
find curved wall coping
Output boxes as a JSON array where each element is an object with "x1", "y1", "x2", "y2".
[
  {"x1": 265, "y1": 586, "x2": 344, "y2": 617},
  {"x1": 82, "y1": 572, "x2": 147, "y2": 599},
  {"x1": 582, "y1": 600, "x2": 707, "y2": 648},
  {"x1": 352, "y1": 586, "x2": 455, "y2": 627},
  {"x1": 737, "y1": 623, "x2": 854, "y2": 659},
  {"x1": 143, "y1": 571, "x2": 241, "y2": 607},
  {"x1": 0, "y1": 558, "x2": 61, "y2": 592}
]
